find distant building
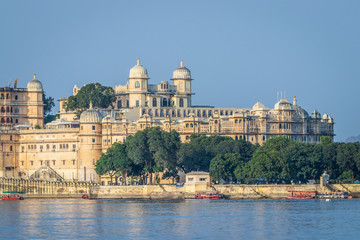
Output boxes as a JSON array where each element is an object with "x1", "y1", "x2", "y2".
[{"x1": 0, "y1": 59, "x2": 334, "y2": 182}]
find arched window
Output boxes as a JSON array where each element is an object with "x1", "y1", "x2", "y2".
[
  {"x1": 117, "y1": 100, "x2": 122, "y2": 109},
  {"x1": 186, "y1": 136, "x2": 190, "y2": 140},
  {"x1": 1, "y1": 107, "x2": 4, "y2": 113},
  {"x1": 6, "y1": 118, "x2": 10, "y2": 123},
  {"x1": 6, "y1": 94, "x2": 9, "y2": 99},
  {"x1": 0, "y1": 94, "x2": 3, "y2": 99},
  {"x1": 15, "y1": 119, "x2": 18, "y2": 124},
  {"x1": 126, "y1": 100, "x2": 129, "y2": 108},
  {"x1": 162, "y1": 98, "x2": 167, "y2": 107},
  {"x1": 235, "y1": 120, "x2": 238, "y2": 123},
  {"x1": 6, "y1": 107, "x2": 9, "y2": 112},
  {"x1": 166, "y1": 109, "x2": 170, "y2": 116},
  {"x1": 172, "y1": 110, "x2": 176, "y2": 117},
  {"x1": 235, "y1": 136, "x2": 238, "y2": 140},
  {"x1": 148, "y1": 109, "x2": 152, "y2": 116},
  {"x1": 190, "y1": 123, "x2": 193, "y2": 127},
  {"x1": 10, "y1": 107, "x2": 13, "y2": 113},
  {"x1": 177, "y1": 110, "x2": 181, "y2": 117},
  {"x1": 160, "y1": 109, "x2": 164, "y2": 117},
  {"x1": 186, "y1": 123, "x2": 189, "y2": 128},
  {"x1": 215, "y1": 120, "x2": 218, "y2": 124},
  {"x1": 15, "y1": 95, "x2": 18, "y2": 100},
  {"x1": 1, "y1": 118, "x2": 4, "y2": 123},
  {"x1": 183, "y1": 110, "x2": 186, "y2": 117},
  {"x1": 197, "y1": 110, "x2": 201, "y2": 117},
  {"x1": 202, "y1": 110, "x2": 206, "y2": 117},
  {"x1": 155, "y1": 109, "x2": 158, "y2": 117},
  {"x1": 153, "y1": 98, "x2": 157, "y2": 107},
  {"x1": 179, "y1": 98, "x2": 184, "y2": 107},
  {"x1": 135, "y1": 81, "x2": 140, "y2": 88}
]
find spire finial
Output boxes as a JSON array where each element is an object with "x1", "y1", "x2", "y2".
[
  {"x1": 137, "y1": 58, "x2": 140, "y2": 65},
  {"x1": 180, "y1": 59, "x2": 183, "y2": 67},
  {"x1": 33, "y1": 73, "x2": 36, "y2": 80},
  {"x1": 89, "y1": 101, "x2": 93, "y2": 109}
]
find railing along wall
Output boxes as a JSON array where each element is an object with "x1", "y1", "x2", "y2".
[{"x1": 0, "y1": 177, "x2": 100, "y2": 197}]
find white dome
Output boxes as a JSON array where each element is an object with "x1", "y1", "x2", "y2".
[
  {"x1": 27, "y1": 74, "x2": 43, "y2": 92},
  {"x1": 252, "y1": 101, "x2": 268, "y2": 111},
  {"x1": 80, "y1": 104, "x2": 102, "y2": 123},
  {"x1": 172, "y1": 60, "x2": 191, "y2": 80},
  {"x1": 274, "y1": 99, "x2": 293, "y2": 110},
  {"x1": 129, "y1": 59, "x2": 148, "y2": 79}
]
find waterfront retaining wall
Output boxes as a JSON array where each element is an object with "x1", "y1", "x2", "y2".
[
  {"x1": 90, "y1": 185, "x2": 184, "y2": 199},
  {"x1": 215, "y1": 184, "x2": 360, "y2": 199},
  {"x1": 0, "y1": 177, "x2": 98, "y2": 198},
  {"x1": 2, "y1": 177, "x2": 360, "y2": 199}
]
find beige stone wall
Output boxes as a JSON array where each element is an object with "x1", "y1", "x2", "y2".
[
  {"x1": 90, "y1": 185, "x2": 184, "y2": 199},
  {"x1": 18, "y1": 129, "x2": 80, "y2": 179},
  {"x1": 0, "y1": 177, "x2": 98, "y2": 197}
]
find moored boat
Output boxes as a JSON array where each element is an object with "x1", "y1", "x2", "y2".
[
  {"x1": 196, "y1": 191, "x2": 224, "y2": 199},
  {"x1": 288, "y1": 190, "x2": 317, "y2": 199},
  {"x1": 2, "y1": 192, "x2": 25, "y2": 201}
]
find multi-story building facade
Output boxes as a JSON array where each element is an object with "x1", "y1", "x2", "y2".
[{"x1": 0, "y1": 60, "x2": 334, "y2": 182}]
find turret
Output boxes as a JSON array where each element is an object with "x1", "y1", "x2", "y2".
[{"x1": 78, "y1": 103, "x2": 102, "y2": 181}]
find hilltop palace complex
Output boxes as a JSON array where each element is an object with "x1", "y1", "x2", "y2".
[{"x1": 0, "y1": 59, "x2": 334, "y2": 182}]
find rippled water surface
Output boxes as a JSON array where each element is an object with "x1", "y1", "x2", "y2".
[{"x1": 1, "y1": 198, "x2": 359, "y2": 239}]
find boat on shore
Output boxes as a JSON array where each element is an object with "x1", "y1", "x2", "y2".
[
  {"x1": 288, "y1": 190, "x2": 317, "y2": 199},
  {"x1": 2, "y1": 192, "x2": 25, "y2": 201},
  {"x1": 196, "y1": 191, "x2": 224, "y2": 199}
]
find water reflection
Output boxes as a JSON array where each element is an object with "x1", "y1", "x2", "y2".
[{"x1": 1, "y1": 199, "x2": 360, "y2": 239}]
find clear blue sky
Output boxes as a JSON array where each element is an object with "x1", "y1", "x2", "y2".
[{"x1": 1, "y1": 0, "x2": 359, "y2": 141}]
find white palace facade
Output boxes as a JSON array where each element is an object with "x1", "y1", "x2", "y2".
[{"x1": 0, "y1": 59, "x2": 334, "y2": 182}]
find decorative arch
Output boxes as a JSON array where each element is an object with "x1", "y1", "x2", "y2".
[
  {"x1": 135, "y1": 81, "x2": 140, "y2": 88},
  {"x1": 162, "y1": 98, "x2": 167, "y2": 107},
  {"x1": 152, "y1": 98, "x2": 157, "y2": 107}
]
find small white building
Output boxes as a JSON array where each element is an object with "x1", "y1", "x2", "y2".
[{"x1": 185, "y1": 171, "x2": 211, "y2": 192}]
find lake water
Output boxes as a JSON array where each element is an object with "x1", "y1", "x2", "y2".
[{"x1": 0, "y1": 198, "x2": 359, "y2": 239}]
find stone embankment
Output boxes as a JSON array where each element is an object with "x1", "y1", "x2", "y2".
[
  {"x1": 0, "y1": 177, "x2": 98, "y2": 198},
  {"x1": 2, "y1": 177, "x2": 360, "y2": 199}
]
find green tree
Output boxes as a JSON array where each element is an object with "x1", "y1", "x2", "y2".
[
  {"x1": 320, "y1": 136, "x2": 332, "y2": 144},
  {"x1": 284, "y1": 142, "x2": 323, "y2": 182},
  {"x1": 95, "y1": 142, "x2": 133, "y2": 184},
  {"x1": 66, "y1": 83, "x2": 116, "y2": 117},
  {"x1": 177, "y1": 135, "x2": 256, "y2": 173},
  {"x1": 247, "y1": 150, "x2": 290, "y2": 184},
  {"x1": 209, "y1": 153, "x2": 245, "y2": 183},
  {"x1": 127, "y1": 127, "x2": 181, "y2": 184},
  {"x1": 43, "y1": 93, "x2": 55, "y2": 124},
  {"x1": 336, "y1": 143, "x2": 360, "y2": 179}
]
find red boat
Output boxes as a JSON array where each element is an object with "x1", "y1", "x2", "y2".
[
  {"x1": 196, "y1": 191, "x2": 224, "y2": 199},
  {"x1": 2, "y1": 192, "x2": 25, "y2": 201},
  {"x1": 288, "y1": 190, "x2": 317, "y2": 199}
]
